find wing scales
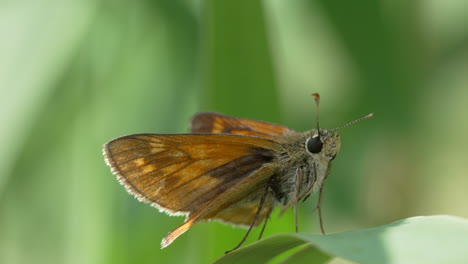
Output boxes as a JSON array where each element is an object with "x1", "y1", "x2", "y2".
[
  {"x1": 190, "y1": 112, "x2": 294, "y2": 139},
  {"x1": 104, "y1": 134, "x2": 280, "y2": 215}
]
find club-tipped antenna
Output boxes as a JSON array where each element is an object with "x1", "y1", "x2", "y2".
[
  {"x1": 312, "y1": 93, "x2": 321, "y2": 137},
  {"x1": 329, "y1": 113, "x2": 374, "y2": 132}
]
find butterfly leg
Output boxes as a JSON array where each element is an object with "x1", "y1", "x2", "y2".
[
  {"x1": 316, "y1": 184, "x2": 326, "y2": 234},
  {"x1": 302, "y1": 166, "x2": 316, "y2": 202},
  {"x1": 257, "y1": 206, "x2": 272, "y2": 240},
  {"x1": 307, "y1": 165, "x2": 326, "y2": 234},
  {"x1": 293, "y1": 168, "x2": 302, "y2": 233},
  {"x1": 225, "y1": 185, "x2": 269, "y2": 254},
  {"x1": 310, "y1": 184, "x2": 326, "y2": 234}
]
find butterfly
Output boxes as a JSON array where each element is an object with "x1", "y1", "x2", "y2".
[{"x1": 103, "y1": 94, "x2": 373, "y2": 253}]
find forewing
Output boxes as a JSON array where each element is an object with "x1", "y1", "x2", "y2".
[
  {"x1": 103, "y1": 134, "x2": 280, "y2": 216},
  {"x1": 190, "y1": 112, "x2": 295, "y2": 140}
]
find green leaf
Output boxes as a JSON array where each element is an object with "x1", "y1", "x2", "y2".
[
  {"x1": 278, "y1": 245, "x2": 331, "y2": 264},
  {"x1": 213, "y1": 215, "x2": 468, "y2": 264}
]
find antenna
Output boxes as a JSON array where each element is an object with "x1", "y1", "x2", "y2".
[
  {"x1": 329, "y1": 113, "x2": 374, "y2": 132},
  {"x1": 312, "y1": 93, "x2": 321, "y2": 137}
]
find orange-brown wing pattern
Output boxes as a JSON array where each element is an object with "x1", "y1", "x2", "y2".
[
  {"x1": 161, "y1": 165, "x2": 276, "y2": 248},
  {"x1": 190, "y1": 112, "x2": 295, "y2": 140},
  {"x1": 212, "y1": 198, "x2": 274, "y2": 226},
  {"x1": 104, "y1": 134, "x2": 280, "y2": 216}
]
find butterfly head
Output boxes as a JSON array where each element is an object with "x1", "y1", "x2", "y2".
[
  {"x1": 305, "y1": 93, "x2": 371, "y2": 162},
  {"x1": 305, "y1": 130, "x2": 341, "y2": 161}
]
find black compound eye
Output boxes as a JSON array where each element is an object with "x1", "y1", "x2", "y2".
[{"x1": 306, "y1": 136, "x2": 323, "y2": 154}]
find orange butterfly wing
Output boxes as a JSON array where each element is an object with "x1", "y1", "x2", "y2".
[
  {"x1": 190, "y1": 112, "x2": 295, "y2": 139},
  {"x1": 212, "y1": 198, "x2": 274, "y2": 226},
  {"x1": 104, "y1": 134, "x2": 279, "y2": 214},
  {"x1": 104, "y1": 133, "x2": 281, "y2": 247},
  {"x1": 188, "y1": 113, "x2": 293, "y2": 226}
]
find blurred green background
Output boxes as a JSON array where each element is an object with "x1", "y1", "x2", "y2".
[{"x1": 1, "y1": 0, "x2": 468, "y2": 263}]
